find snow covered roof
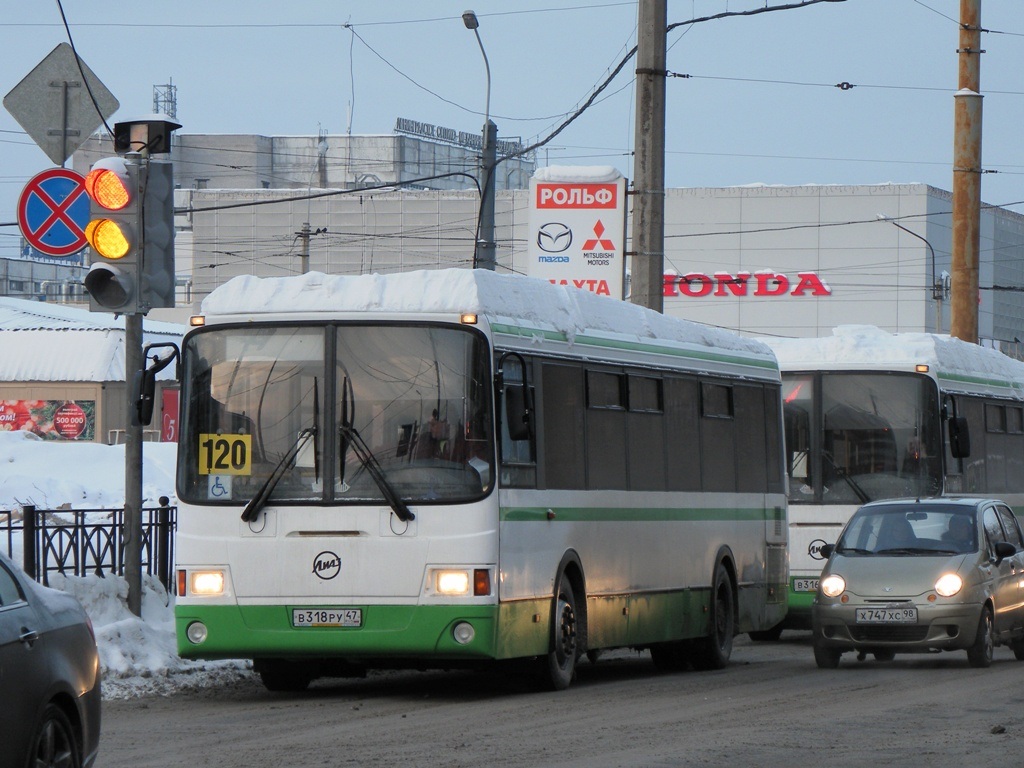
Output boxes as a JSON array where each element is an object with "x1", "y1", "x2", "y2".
[
  {"x1": 765, "y1": 325, "x2": 1024, "y2": 399},
  {"x1": 201, "y1": 269, "x2": 774, "y2": 363},
  {"x1": 0, "y1": 299, "x2": 185, "y2": 382}
]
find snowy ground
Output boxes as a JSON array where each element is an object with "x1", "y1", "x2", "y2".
[{"x1": 0, "y1": 430, "x2": 251, "y2": 699}]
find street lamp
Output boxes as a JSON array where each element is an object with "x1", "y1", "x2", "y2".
[
  {"x1": 878, "y1": 214, "x2": 948, "y2": 331},
  {"x1": 463, "y1": 10, "x2": 497, "y2": 270}
]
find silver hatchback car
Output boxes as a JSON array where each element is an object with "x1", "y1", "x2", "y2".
[{"x1": 812, "y1": 497, "x2": 1024, "y2": 668}]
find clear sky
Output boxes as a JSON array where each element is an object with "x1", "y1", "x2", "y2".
[{"x1": 2, "y1": 1, "x2": 1023, "y2": 261}]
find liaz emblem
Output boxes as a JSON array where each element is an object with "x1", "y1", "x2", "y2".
[{"x1": 312, "y1": 551, "x2": 341, "y2": 580}]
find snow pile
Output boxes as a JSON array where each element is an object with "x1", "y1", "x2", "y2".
[
  {"x1": 0, "y1": 431, "x2": 177, "y2": 510},
  {"x1": 50, "y1": 571, "x2": 249, "y2": 700},
  {"x1": 0, "y1": 430, "x2": 248, "y2": 699}
]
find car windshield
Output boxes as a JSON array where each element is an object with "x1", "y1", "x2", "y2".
[{"x1": 836, "y1": 504, "x2": 977, "y2": 555}]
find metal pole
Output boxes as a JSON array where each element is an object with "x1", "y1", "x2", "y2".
[
  {"x1": 885, "y1": 218, "x2": 942, "y2": 332},
  {"x1": 124, "y1": 313, "x2": 144, "y2": 616},
  {"x1": 950, "y1": 0, "x2": 983, "y2": 344},
  {"x1": 463, "y1": 12, "x2": 497, "y2": 272},
  {"x1": 631, "y1": 0, "x2": 667, "y2": 312},
  {"x1": 22, "y1": 504, "x2": 36, "y2": 578}
]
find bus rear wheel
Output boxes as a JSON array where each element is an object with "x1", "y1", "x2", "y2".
[
  {"x1": 539, "y1": 574, "x2": 580, "y2": 691},
  {"x1": 690, "y1": 563, "x2": 735, "y2": 671}
]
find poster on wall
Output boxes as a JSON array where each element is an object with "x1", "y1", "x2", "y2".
[
  {"x1": 527, "y1": 166, "x2": 627, "y2": 299},
  {"x1": 0, "y1": 399, "x2": 96, "y2": 440}
]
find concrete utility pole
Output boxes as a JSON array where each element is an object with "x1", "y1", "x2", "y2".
[
  {"x1": 950, "y1": 0, "x2": 983, "y2": 344},
  {"x1": 631, "y1": 0, "x2": 667, "y2": 312}
]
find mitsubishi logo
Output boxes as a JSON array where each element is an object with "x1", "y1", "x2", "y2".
[{"x1": 581, "y1": 220, "x2": 615, "y2": 250}]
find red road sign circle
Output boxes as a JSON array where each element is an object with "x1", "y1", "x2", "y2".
[{"x1": 17, "y1": 167, "x2": 89, "y2": 256}]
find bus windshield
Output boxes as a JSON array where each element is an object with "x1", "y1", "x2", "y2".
[
  {"x1": 783, "y1": 372, "x2": 942, "y2": 504},
  {"x1": 177, "y1": 323, "x2": 494, "y2": 506}
]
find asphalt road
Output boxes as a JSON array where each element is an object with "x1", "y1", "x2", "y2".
[{"x1": 96, "y1": 634, "x2": 1024, "y2": 768}]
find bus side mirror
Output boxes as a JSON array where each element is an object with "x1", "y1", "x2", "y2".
[
  {"x1": 949, "y1": 416, "x2": 971, "y2": 459},
  {"x1": 132, "y1": 343, "x2": 180, "y2": 427},
  {"x1": 131, "y1": 368, "x2": 157, "y2": 426}
]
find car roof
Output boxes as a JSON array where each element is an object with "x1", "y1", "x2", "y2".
[{"x1": 858, "y1": 497, "x2": 1003, "y2": 511}]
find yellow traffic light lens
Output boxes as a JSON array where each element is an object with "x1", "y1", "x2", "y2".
[
  {"x1": 86, "y1": 218, "x2": 131, "y2": 259},
  {"x1": 85, "y1": 168, "x2": 131, "y2": 210}
]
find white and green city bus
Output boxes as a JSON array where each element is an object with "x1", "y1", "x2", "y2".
[
  {"x1": 172, "y1": 269, "x2": 788, "y2": 690},
  {"x1": 764, "y1": 326, "x2": 1024, "y2": 634}
]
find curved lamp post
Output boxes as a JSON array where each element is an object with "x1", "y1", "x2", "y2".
[{"x1": 462, "y1": 10, "x2": 497, "y2": 270}]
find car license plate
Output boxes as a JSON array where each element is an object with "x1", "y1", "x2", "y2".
[
  {"x1": 793, "y1": 578, "x2": 819, "y2": 592},
  {"x1": 855, "y1": 607, "x2": 917, "y2": 624},
  {"x1": 291, "y1": 608, "x2": 362, "y2": 627}
]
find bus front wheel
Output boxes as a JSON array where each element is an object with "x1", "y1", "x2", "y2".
[{"x1": 540, "y1": 574, "x2": 580, "y2": 691}]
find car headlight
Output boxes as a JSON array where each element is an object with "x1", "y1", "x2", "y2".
[
  {"x1": 935, "y1": 573, "x2": 963, "y2": 597},
  {"x1": 820, "y1": 574, "x2": 846, "y2": 598}
]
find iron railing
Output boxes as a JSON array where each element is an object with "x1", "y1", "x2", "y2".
[{"x1": 1, "y1": 498, "x2": 176, "y2": 591}]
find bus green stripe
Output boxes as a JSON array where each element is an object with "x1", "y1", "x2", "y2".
[
  {"x1": 490, "y1": 322, "x2": 778, "y2": 372},
  {"x1": 499, "y1": 506, "x2": 778, "y2": 523},
  {"x1": 938, "y1": 371, "x2": 1024, "y2": 396}
]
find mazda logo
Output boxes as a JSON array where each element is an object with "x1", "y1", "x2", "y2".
[{"x1": 537, "y1": 222, "x2": 572, "y2": 253}]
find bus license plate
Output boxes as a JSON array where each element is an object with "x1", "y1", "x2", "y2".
[
  {"x1": 793, "y1": 578, "x2": 819, "y2": 592},
  {"x1": 291, "y1": 608, "x2": 362, "y2": 628},
  {"x1": 855, "y1": 607, "x2": 917, "y2": 624}
]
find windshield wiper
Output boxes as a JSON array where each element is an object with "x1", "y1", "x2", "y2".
[
  {"x1": 822, "y1": 452, "x2": 870, "y2": 503},
  {"x1": 338, "y1": 423, "x2": 415, "y2": 523},
  {"x1": 240, "y1": 378, "x2": 320, "y2": 523}
]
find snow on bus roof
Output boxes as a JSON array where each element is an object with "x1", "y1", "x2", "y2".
[
  {"x1": 202, "y1": 269, "x2": 771, "y2": 359},
  {"x1": 764, "y1": 325, "x2": 1024, "y2": 386}
]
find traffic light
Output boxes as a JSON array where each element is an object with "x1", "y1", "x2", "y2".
[
  {"x1": 83, "y1": 155, "x2": 176, "y2": 314},
  {"x1": 141, "y1": 158, "x2": 175, "y2": 310},
  {"x1": 84, "y1": 156, "x2": 142, "y2": 313}
]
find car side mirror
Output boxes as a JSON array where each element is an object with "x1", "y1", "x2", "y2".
[
  {"x1": 819, "y1": 543, "x2": 835, "y2": 559},
  {"x1": 994, "y1": 541, "x2": 1016, "y2": 564}
]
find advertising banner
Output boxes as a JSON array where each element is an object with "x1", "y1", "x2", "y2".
[
  {"x1": 0, "y1": 399, "x2": 95, "y2": 440},
  {"x1": 527, "y1": 167, "x2": 627, "y2": 299}
]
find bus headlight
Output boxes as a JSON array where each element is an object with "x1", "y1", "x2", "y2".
[
  {"x1": 436, "y1": 570, "x2": 471, "y2": 595},
  {"x1": 190, "y1": 570, "x2": 226, "y2": 596}
]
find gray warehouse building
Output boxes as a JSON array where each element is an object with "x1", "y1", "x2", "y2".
[{"x1": 67, "y1": 130, "x2": 1024, "y2": 350}]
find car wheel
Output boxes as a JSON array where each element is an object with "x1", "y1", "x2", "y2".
[
  {"x1": 967, "y1": 607, "x2": 994, "y2": 669},
  {"x1": 30, "y1": 703, "x2": 81, "y2": 768},
  {"x1": 538, "y1": 573, "x2": 579, "y2": 691},
  {"x1": 691, "y1": 563, "x2": 736, "y2": 670},
  {"x1": 1011, "y1": 637, "x2": 1024, "y2": 661},
  {"x1": 813, "y1": 638, "x2": 842, "y2": 669}
]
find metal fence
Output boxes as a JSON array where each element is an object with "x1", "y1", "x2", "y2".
[{"x1": 1, "y1": 498, "x2": 176, "y2": 591}]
